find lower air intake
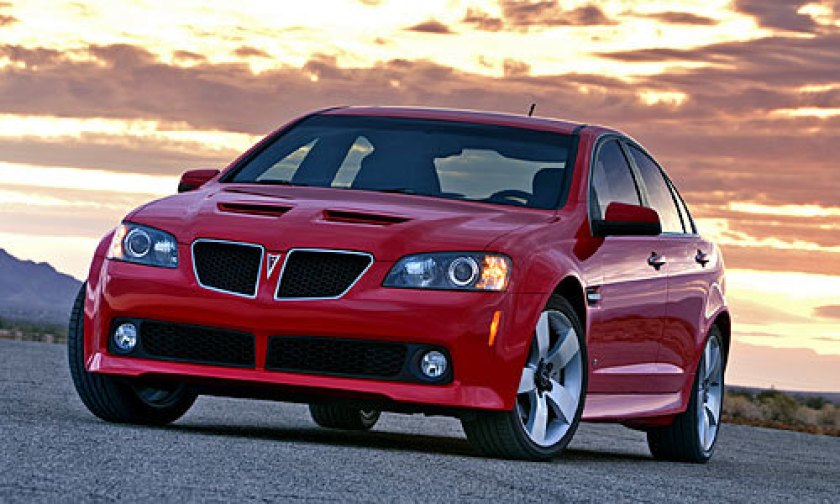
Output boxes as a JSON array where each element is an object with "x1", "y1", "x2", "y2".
[
  {"x1": 140, "y1": 320, "x2": 256, "y2": 367},
  {"x1": 265, "y1": 336, "x2": 407, "y2": 379}
]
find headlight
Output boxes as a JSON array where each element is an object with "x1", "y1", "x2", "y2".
[
  {"x1": 383, "y1": 253, "x2": 511, "y2": 291},
  {"x1": 108, "y1": 223, "x2": 178, "y2": 268}
]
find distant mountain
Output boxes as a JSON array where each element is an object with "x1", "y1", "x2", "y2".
[{"x1": 0, "y1": 248, "x2": 82, "y2": 325}]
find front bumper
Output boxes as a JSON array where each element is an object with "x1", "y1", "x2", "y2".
[{"x1": 84, "y1": 257, "x2": 545, "y2": 411}]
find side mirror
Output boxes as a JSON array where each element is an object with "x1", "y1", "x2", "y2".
[
  {"x1": 592, "y1": 202, "x2": 661, "y2": 237},
  {"x1": 178, "y1": 169, "x2": 220, "y2": 193}
]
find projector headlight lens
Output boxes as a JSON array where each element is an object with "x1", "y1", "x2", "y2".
[
  {"x1": 383, "y1": 253, "x2": 510, "y2": 291},
  {"x1": 108, "y1": 223, "x2": 178, "y2": 268}
]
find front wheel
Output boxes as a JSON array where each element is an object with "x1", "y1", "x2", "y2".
[
  {"x1": 309, "y1": 403, "x2": 381, "y2": 430},
  {"x1": 647, "y1": 327, "x2": 725, "y2": 463},
  {"x1": 68, "y1": 284, "x2": 197, "y2": 425},
  {"x1": 462, "y1": 296, "x2": 587, "y2": 460}
]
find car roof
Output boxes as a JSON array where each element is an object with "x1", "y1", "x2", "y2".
[{"x1": 322, "y1": 106, "x2": 619, "y2": 137}]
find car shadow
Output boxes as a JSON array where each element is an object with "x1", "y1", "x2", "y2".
[{"x1": 163, "y1": 422, "x2": 654, "y2": 463}]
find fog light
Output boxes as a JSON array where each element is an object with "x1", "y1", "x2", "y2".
[
  {"x1": 113, "y1": 323, "x2": 138, "y2": 353},
  {"x1": 420, "y1": 350, "x2": 448, "y2": 379}
]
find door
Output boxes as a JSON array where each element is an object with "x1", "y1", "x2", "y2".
[
  {"x1": 625, "y1": 143, "x2": 710, "y2": 390},
  {"x1": 586, "y1": 139, "x2": 668, "y2": 394}
]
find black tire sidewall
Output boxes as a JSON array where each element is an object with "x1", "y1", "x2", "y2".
[
  {"x1": 507, "y1": 295, "x2": 589, "y2": 459},
  {"x1": 692, "y1": 327, "x2": 725, "y2": 461},
  {"x1": 68, "y1": 283, "x2": 196, "y2": 425}
]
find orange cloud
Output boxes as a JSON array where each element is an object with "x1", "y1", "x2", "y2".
[{"x1": 406, "y1": 20, "x2": 453, "y2": 34}]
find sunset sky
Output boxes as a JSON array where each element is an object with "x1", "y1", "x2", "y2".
[{"x1": 0, "y1": 0, "x2": 838, "y2": 391}]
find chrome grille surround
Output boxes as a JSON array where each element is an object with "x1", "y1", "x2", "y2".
[{"x1": 191, "y1": 239, "x2": 265, "y2": 298}]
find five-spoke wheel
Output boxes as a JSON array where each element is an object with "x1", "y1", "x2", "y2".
[
  {"x1": 516, "y1": 310, "x2": 584, "y2": 447},
  {"x1": 647, "y1": 326, "x2": 725, "y2": 463},
  {"x1": 462, "y1": 296, "x2": 587, "y2": 460}
]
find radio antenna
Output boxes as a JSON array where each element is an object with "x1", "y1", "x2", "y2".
[{"x1": 528, "y1": 103, "x2": 536, "y2": 117}]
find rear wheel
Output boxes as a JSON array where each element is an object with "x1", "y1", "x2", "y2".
[
  {"x1": 462, "y1": 296, "x2": 587, "y2": 460},
  {"x1": 647, "y1": 327, "x2": 724, "y2": 463},
  {"x1": 68, "y1": 284, "x2": 197, "y2": 425},
  {"x1": 309, "y1": 403, "x2": 381, "y2": 431}
]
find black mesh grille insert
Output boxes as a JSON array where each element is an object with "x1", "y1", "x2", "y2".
[
  {"x1": 140, "y1": 321, "x2": 255, "y2": 367},
  {"x1": 193, "y1": 241, "x2": 262, "y2": 296},
  {"x1": 276, "y1": 250, "x2": 372, "y2": 299},
  {"x1": 266, "y1": 337, "x2": 407, "y2": 379}
]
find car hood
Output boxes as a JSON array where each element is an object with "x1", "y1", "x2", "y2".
[{"x1": 127, "y1": 184, "x2": 555, "y2": 261}]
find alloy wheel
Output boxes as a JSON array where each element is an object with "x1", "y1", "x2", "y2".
[
  {"x1": 516, "y1": 310, "x2": 584, "y2": 447},
  {"x1": 697, "y1": 336, "x2": 723, "y2": 451}
]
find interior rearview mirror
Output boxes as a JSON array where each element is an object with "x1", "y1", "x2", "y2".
[
  {"x1": 178, "y1": 169, "x2": 220, "y2": 193},
  {"x1": 592, "y1": 202, "x2": 661, "y2": 237}
]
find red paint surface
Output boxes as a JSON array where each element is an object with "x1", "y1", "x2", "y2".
[{"x1": 83, "y1": 107, "x2": 729, "y2": 422}]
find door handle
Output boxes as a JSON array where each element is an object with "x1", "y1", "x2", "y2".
[
  {"x1": 647, "y1": 252, "x2": 666, "y2": 271},
  {"x1": 695, "y1": 250, "x2": 710, "y2": 267}
]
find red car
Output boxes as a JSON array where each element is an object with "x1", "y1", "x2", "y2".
[{"x1": 69, "y1": 106, "x2": 729, "y2": 462}]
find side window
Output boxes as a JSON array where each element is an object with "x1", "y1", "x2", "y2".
[
  {"x1": 627, "y1": 145, "x2": 684, "y2": 233},
  {"x1": 669, "y1": 180, "x2": 696, "y2": 234},
  {"x1": 590, "y1": 139, "x2": 640, "y2": 220}
]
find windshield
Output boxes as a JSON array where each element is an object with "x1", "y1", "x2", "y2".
[{"x1": 227, "y1": 115, "x2": 574, "y2": 209}]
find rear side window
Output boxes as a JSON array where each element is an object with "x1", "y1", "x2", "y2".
[
  {"x1": 589, "y1": 140, "x2": 640, "y2": 220},
  {"x1": 627, "y1": 145, "x2": 684, "y2": 233},
  {"x1": 669, "y1": 180, "x2": 696, "y2": 234}
]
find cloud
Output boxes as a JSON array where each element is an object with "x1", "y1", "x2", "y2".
[
  {"x1": 462, "y1": 8, "x2": 504, "y2": 32},
  {"x1": 639, "y1": 11, "x2": 717, "y2": 26},
  {"x1": 0, "y1": 44, "x2": 62, "y2": 65},
  {"x1": 0, "y1": 138, "x2": 234, "y2": 174},
  {"x1": 234, "y1": 45, "x2": 270, "y2": 58},
  {"x1": 503, "y1": 59, "x2": 531, "y2": 77},
  {"x1": 0, "y1": 14, "x2": 15, "y2": 26},
  {"x1": 463, "y1": 2, "x2": 614, "y2": 31},
  {"x1": 500, "y1": 1, "x2": 615, "y2": 28},
  {"x1": 734, "y1": 0, "x2": 816, "y2": 33},
  {"x1": 814, "y1": 305, "x2": 840, "y2": 319},
  {"x1": 173, "y1": 50, "x2": 206, "y2": 62},
  {"x1": 726, "y1": 341, "x2": 840, "y2": 391},
  {"x1": 405, "y1": 20, "x2": 453, "y2": 34},
  {"x1": 0, "y1": 38, "x2": 838, "y2": 276}
]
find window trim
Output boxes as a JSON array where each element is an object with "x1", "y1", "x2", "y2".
[
  {"x1": 620, "y1": 139, "x2": 697, "y2": 237},
  {"x1": 667, "y1": 178, "x2": 697, "y2": 235},
  {"x1": 222, "y1": 113, "x2": 582, "y2": 211},
  {"x1": 586, "y1": 134, "x2": 645, "y2": 231}
]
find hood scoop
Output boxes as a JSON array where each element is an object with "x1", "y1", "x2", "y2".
[
  {"x1": 322, "y1": 209, "x2": 410, "y2": 226},
  {"x1": 218, "y1": 202, "x2": 293, "y2": 217}
]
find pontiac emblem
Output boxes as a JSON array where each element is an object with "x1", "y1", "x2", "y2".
[{"x1": 266, "y1": 253, "x2": 281, "y2": 278}]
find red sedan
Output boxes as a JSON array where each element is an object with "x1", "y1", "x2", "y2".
[{"x1": 69, "y1": 106, "x2": 729, "y2": 462}]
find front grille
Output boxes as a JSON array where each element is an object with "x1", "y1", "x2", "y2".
[
  {"x1": 193, "y1": 240, "x2": 263, "y2": 297},
  {"x1": 276, "y1": 250, "x2": 372, "y2": 299},
  {"x1": 266, "y1": 337, "x2": 407, "y2": 379},
  {"x1": 139, "y1": 320, "x2": 255, "y2": 367}
]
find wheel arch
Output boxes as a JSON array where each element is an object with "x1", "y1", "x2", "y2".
[
  {"x1": 711, "y1": 310, "x2": 732, "y2": 371},
  {"x1": 550, "y1": 275, "x2": 587, "y2": 334}
]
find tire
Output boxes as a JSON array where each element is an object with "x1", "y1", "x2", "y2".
[
  {"x1": 68, "y1": 284, "x2": 197, "y2": 425},
  {"x1": 647, "y1": 326, "x2": 725, "y2": 463},
  {"x1": 461, "y1": 295, "x2": 588, "y2": 461},
  {"x1": 309, "y1": 403, "x2": 381, "y2": 430}
]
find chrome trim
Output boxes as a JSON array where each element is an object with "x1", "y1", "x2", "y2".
[
  {"x1": 191, "y1": 239, "x2": 265, "y2": 299},
  {"x1": 266, "y1": 253, "x2": 282, "y2": 278},
  {"x1": 274, "y1": 248, "x2": 374, "y2": 301}
]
